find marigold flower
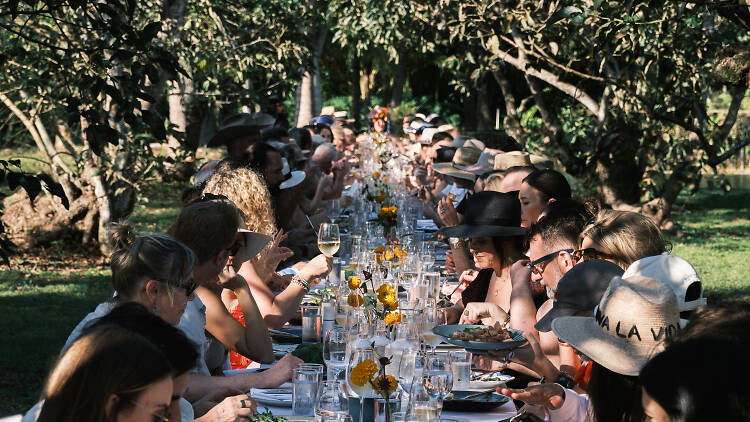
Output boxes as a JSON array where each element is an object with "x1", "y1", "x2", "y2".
[
  {"x1": 381, "y1": 294, "x2": 398, "y2": 311},
  {"x1": 347, "y1": 292, "x2": 364, "y2": 307},
  {"x1": 373, "y1": 171, "x2": 381, "y2": 179},
  {"x1": 384, "y1": 249, "x2": 395, "y2": 261},
  {"x1": 374, "y1": 246, "x2": 386, "y2": 254},
  {"x1": 376, "y1": 284, "x2": 395, "y2": 300},
  {"x1": 384, "y1": 312, "x2": 403, "y2": 326},
  {"x1": 373, "y1": 374, "x2": 398, "y2": 394},
  {"x1": 348, "y1": 276, "x2": 362, "y2": 290},
  {"x1": 350, "y1": 359, "x2": 378, "y2": 387}
]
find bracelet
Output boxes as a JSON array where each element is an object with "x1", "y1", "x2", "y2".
[
  {"x1": 500, "y1": 314, "x2": 511, "y2": 329},
  {"x1": 552, "y1": 372, "x2": 575, "y2": 389},
  {"x1": 449, "y1": 238, "x2": 465, "y2": 248},
  {"x1": 290, "y1": 274, "x2": 310, "y2": 293}
]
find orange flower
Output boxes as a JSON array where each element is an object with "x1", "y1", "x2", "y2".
[
  {"x1": 373, "y1": 171, "x2": 381, "y2": 179},
  {"x1": 347, "y1": 293, "x2": 364, "y2": 307},
  {"x1": 384, "y1": 312, "x2": 403, "y2": 326}
]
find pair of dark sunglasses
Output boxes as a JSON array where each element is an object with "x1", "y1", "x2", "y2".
[
  {"x1": 225, "y1": 240, "x2": 242, "y2": 257},
  {"x1": 525, "y1": 249, "x2": 574, "y2": 276},
  {"x1": 572, "y1": 248, "x2": 613, "y2": 262}
]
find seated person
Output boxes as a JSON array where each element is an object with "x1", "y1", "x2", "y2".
[
  {"x1": 438, "y1": 192, "x2": 526, "y2": 324},
  {"x1": 202, "y1": 167, "x2": 332, "y2": 329},
  {"x1": 518, "y1": 168, "x2": 572, "y2": 228}
]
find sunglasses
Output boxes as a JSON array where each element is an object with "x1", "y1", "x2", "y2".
[
  {"x1": 180, "y1": 278, "x2": 199, "y2": 297},
  {"x1": 526, "y1": 249, "x2": 574, "y2": 276},
  {"x1": 225, "y1": 240, "x2": 242, "y2": 257},
  {"x1": 572, "y1": 248, "x2": 613, "y2": 262}
]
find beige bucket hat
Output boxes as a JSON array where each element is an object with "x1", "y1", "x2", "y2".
[
  {"x1": 494, "y1": 151, "x2": 533, "y2": 171},
  {"x1": 551, "y1": 275, "x2": 680, "y2": 376},
  {"x1": 432, "y1": 146, "x2": 482, "y2": 181}
]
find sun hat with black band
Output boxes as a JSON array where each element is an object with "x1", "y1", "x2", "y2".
[
  {"x1": 551, "y1": 275, "x2": 680, "y2": 376},
  {"x1": 207, "y1": 112, "x2": 275, "y2": 147},
  {"x1": 535, "y1": 259, "x2": 624, "y2": 332},
  {"x1": 494, "y1": 151, "x2": 533, "y2": 171},
  {"x1": 279, "y1": 158, "x2": 306, "y2": 190},
  {"x1": 439, "y1": 191, "x2": 527, "y2": 238}
]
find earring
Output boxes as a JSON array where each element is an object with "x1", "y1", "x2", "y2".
[{"x1": 152, "y1": 306, "x2": 159, "y2": 316}]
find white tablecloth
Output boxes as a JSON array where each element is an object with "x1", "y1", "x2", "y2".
[{"x1": 252, "y1": 401, "x2": 518, "y2": 421}]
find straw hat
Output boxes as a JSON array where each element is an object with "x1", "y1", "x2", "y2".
[
  {"x1": 455, "y1": 150, "x2": 496, "y2": 176},
  {"x1": 279, "y1": 158, "x2": 306, "y2": 190},
  {"x1": 552, "y1": 275, "x2": 680, "y2": 376},
  {"x1": 494, "y1": 151, "x2": 532, "y2": 171},
  {"x1": 419, "y1": 127, "x2": 439, "y2": 145},
  {"x1": 438, "y1": 191, "x2": 526, "y2": 238},
  {"x1": 207, "y1": 113, "x2": 275, "y2": 147},
  {"x1": 321, "y1": 106, "x2": 336, "y2": 116},
  {"x1": 432, "y1": 146, "x2": 483, "y2": 181}
]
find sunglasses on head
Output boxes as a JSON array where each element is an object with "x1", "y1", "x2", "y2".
[
  {"x1": 526, "y1": 249, "x2": 574, "y2": 276},
  {"x1": 572, "y1": 247, "x2": 613, "y2": 262}
]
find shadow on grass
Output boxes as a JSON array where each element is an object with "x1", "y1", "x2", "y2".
[{"x1": 0, "y1": 280, "x2": 112, "y2": 416}]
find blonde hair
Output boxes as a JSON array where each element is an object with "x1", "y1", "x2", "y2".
[
  {"x1": 483, "y1": 172, "x2": 505, "y2": 192},
  {"x1": 202, "y1": 167, "x2": 277, "y2": 263},
  {"x1": 580, "y1": 210, "x2": 667, "y2": 269}
]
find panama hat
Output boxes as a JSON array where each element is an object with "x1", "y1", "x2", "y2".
[
  {"x1": 207, "y1": 113, "x2": 275, "y2": 147},
  {"x1": 279, "y1": 158, "x2": 306, "y2": 190},
  {"x1": 494, "y1": 151, "x2": 533, "y2": 171},
  {"x1": 419, "y1": 127, "x2": 440, "y2": 145},
  {"x1": 535, "y1": 260, "x2": 624, "y2": 332},
  {"x1": 432, "y1": 146, "x2": 483, "y2": 181},
  {"x1": 552, "y1": 275, "x2": 680, "y2": 376},
  {"x1": 439, "y1": 191, "x2": 526, "y2": 238}
]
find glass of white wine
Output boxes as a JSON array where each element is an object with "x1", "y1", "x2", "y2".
[{"x1": 318, "y1": 223, "x2": 341, "y2": 257}]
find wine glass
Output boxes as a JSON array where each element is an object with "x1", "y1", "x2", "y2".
[
  {"x1": 323, "y1": 328, "x2": 348, "y2": 381},
  {"x1": 347, "y1": 346, "x2": 376, "y2": 422},
  {"x1": 399, "y1": 253, "x2": 420, "y2": 302},
  {"x1": 419, "y1": 301, "x2": 442, "y2": 355},
  {"x1": 407, "y1": 374, "x2": 439, "y2": 422},
  {"x1": 397, "y1": 349, "x2": 425, "y2": 400},
  {"x1": 419, "y1": 241, "x2": 435, "y2": 271},
  {"x1": 318, "y1": 223, "x2": 341, "y2": 257},
  {"x1": 426, "y1": 354, "x2": 454, "y2": 410},
  {"x1": 315, "y1": 380, "x2": 349, "y2": 420}
]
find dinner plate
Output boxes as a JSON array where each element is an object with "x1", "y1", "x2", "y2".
[
  {"x1": 250, "y1": 388, "x2": 292, "y2": 407},
  {"x1": 432, "y1": 324, "x2": 526, "y2": 352},
  {"x1": 442, "y1": 390, "x2": 510, "y2": 412},
  {"x1": 469, "y1": 372, "x2": 515, "y2": 390}
]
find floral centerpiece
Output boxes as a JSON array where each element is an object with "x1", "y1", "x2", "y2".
[
  {"x1": 346, "y1": 271, "x2": 402, "y2": 327},
  {"x1": 349, "y1": 348, "x2": 399, "y2": 422}
]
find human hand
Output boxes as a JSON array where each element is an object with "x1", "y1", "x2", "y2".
[
  {"x1": 202, "y1": 394, "x2": 257, "y2": 422},
  {"x1": 438, "y1": 306, "x2": 462, "y2": 325},
  {"x1": 459, "y1": 302, "x2": 509, "y2": 325},
  {"x1": 437, "y1": 196, "x2": 459, "y2": 227},
  {"x1": 498, "y1": 383, "x2": 566, "y2": 410},
  {"x1": 445, "y1": 252, "x2": 456, "y2": 274},
  {"x1": 458, "y1": 269, "x2": 480, "y2": 286},
  {"x1": 488, "y1": 331, "x2": 542, "y2": 371},
  {"x1": 265, "y1": 230, "x2": 294, "y2": 273},
  {"x1": 266, "y1": 272, "x2": 292, "y2": 292},
  {"x1": 217, "y1": 265, "x2": 247, "y2": 292},
  {"x1": 510, "y1": 260, "x2": 532, "y2": 286},
  {"x1": 298, "y1": 254, "x2": 333, "y2": 282},
  {"x1": 264, "y1": 354, "x2": 304, "y2": 387},
  {"x1": 317, "y1": 174, "x2": 333, "y2": 192}
]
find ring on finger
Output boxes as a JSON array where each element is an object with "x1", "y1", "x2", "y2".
[{"x1": 240, "y1": 399, "x2": 246, "y2": 408}]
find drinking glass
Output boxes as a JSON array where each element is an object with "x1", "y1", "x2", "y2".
[
  {"x1": 424, "y1": 354, "x2": 453, "y2": 417},
  {"x1": 347, "y1": 346, "x2": 376, "y2": 422},
  {"x1": 324, "y1": 328, "x2": 349, "y2": 381},
  {"x1": 449, "y1": 350, "x2": 472, "y2": 390},
  {"x1": 399, "y1": 254, "x2": 420, "y2": 301},
  {"x1": 408, "y1": 377, "x2": 439, "y2": 422},
  {"x1": 420, "y1": 302, "x2": 442, "y2": 354},
  {"x1": 419, "y1": 242, "x2": 435, "y2": 271},
  {"x1": 397, "y1": 350, "x2": 425, "y2": 400},
  {"x1": 319, "y1": 223, "x2": 341, "y2": 257},
  {"x1": 302, "y1": 304, "x2": 321, "y2": 343},
  {"x1": 315, "y1": 380, "x2": 349, "y2": 421},
  {"x1": 293, "y1": 368, "x2": 318, "y2": 416},
  {"x1": 422, "y1": 272, "x2": 441, "y2": 300}
]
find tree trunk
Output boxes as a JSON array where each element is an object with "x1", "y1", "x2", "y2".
[
  {"x1": 492, "y1": 69, "x2": 526, "y2": 144},
  {"x1": 311, "y1": 29, "x2": 327, "y2": 117},
  {"x1": 350, "y1": 52, "x2": 361, "y2": 127},
  {"x1": 390, "y1": 48, "x2": 408, "y2": 108},
  {"x1": 361, "y1": 62, "x2": 373, "y2": 112},
  {"x1": 475, "y1": 75, "x2": 493, "y2": 130},
  {"x1": 296, "y1": 70, "x2": 314, "y2": 127}
]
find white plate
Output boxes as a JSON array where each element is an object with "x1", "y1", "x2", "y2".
[
  {"x1": 468, "y1": 373, "x2": 515, "y2": 390},
  {"x1": 250, "y1": 388, "x2": 293, "y2": 407}
]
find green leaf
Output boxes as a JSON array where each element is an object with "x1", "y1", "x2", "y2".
[{"x1": 547, "y1": 6, "x2": 583, "y2": 26}]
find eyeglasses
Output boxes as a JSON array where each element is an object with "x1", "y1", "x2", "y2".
[
  {"x1": 225, "y1": 240, "x2": 242, "y2": 257},
  {"x1": 526, "y1": 249, "x2": 574, "y2": 276},
  {"x1": 572, "y1": 248, "x2": 613, "y2": 262},
  {"x1": 128, "y1": 400, "x2": 170, "y2": 422},
  {"x1": 199, "y1": 193, "x2": 229, "y2": 202}
]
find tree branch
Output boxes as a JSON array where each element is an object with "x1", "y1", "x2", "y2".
[{"x1": 715, "y1": 85, "x2": 747, "y2": 142}]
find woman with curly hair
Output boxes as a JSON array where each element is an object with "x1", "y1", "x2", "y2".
[{"x1": 203, "y1": 167, "x2": 332, "y2": 329}]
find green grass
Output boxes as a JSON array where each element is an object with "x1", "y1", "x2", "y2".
[{"x1": 0, "y1": 180, "x2": 748, "y2": 416}]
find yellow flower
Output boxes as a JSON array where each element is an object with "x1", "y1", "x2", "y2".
[
  {"x1": 375, "y1": 253, "x2": 385, "y2": 264},
  {"x1": 384, "y1": 249, "x2": 395, "y2": 261},
  {"x1": 350, "y1": 359, "x2": 378, "y2": 387},
  {"x1": 384, "y1": 312, "x2": 403, "y2": 326},
  {"x1": 373, "y1": 374, "x2": 398, "y2": 394},
  {"x1": 381, "y1": 177, "x2": 388, "y2": 184},
  {"x1": 381, "y1": 294, "x2": 398, "y2": 311},
  {"x1": 347, "y1": 293, "x2": 364, "y2": 307},
  {"x1": 377, "y1": 284, "x2": 395, "y2": 301},
  {"x1": 374, "y1": 246, "x2": 386, "y2": 254},
  {"x1": 373, "y1": 171, "x2": 381, "y2": 179},
  {"x1": 348, "y1": 276, "x2": 362, "y2": 290}
]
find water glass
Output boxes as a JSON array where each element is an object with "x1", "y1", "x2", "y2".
[
  {"x1": 449, "y1": 350, "x2": 472, "y2": 390},
  {"x1": 324, "y1": 328, "x2": 349, "y2": 381},
  {"x1": 302, "y1": 304, "x2": 321, "y2": 343},
  {"x1": 299, "y1": 363, "x2": 325, "y2": 384},
  {"x1": 293, "y1": 368, "x2": 318, "y2": 416},
  {"x1": 315, "y1": 380, "x2": 349, "y2": 421}
]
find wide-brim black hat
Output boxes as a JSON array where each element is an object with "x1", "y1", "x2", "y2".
[
  {"x1": 439, "y1": 191, "x2": 526, "y2": 238},
  {"x1": 207, "y1": 112, "x2": 275, "y2": 147}
]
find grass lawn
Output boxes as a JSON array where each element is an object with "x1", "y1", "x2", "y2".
[{"x1": 0, "y1": 181, "x2": 748, "y2": 416}]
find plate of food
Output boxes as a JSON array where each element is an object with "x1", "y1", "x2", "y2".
[
  {"x1": 442, "y1": 390, "x2": 510, "y2": 411},
  {"x1": 432, "y1": 324, "x2": 526, "y2": 352},
  {"x1": 469, "y1": 371, "x2": 516, "y2": 390}
]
